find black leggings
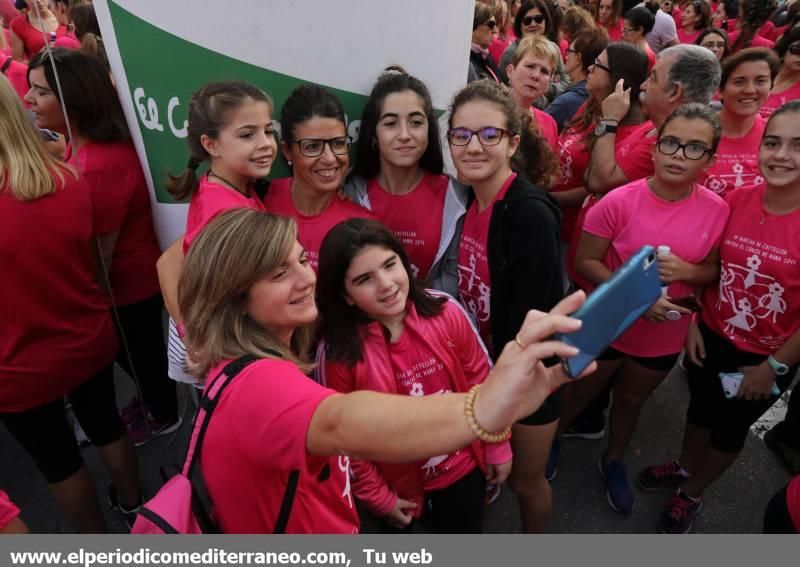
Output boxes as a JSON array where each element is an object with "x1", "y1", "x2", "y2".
[
  {"x1": 379, "y1": 467, "x2": 487, "y2": 534},
  {"x1": 0, "y1": 365, "x2": 126, "y2": 483},
  {"x1": 115, "y1": 293, "x2": 177, "y2": 422},
  {"x1": 686, "y1": 323, "x2": 796, "y2": 453},
  {"x1": 771, "y1": 384, "x2": 800, "y2": 451},
  {"x1": 763, "y1": 482, "x2": 798, "y2": 533}
]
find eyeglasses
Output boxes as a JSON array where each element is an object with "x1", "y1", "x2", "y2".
[
  {"x1": 565, "y1": 47, "x2": 576, "y2": 55},
  {"x1": 447, "y1": 127, "x2": 511, "y2": 146},
  {"x1": 592, "y1": 58, "x2": 611, "y2": 73},
  {"x1": 622, "y1": 27, "x2": 637, "y2": 34},
  {"x1": 291, "y1": 136, "x2": 352, "y2": 157},
  {"x1": 485, "y1": 19, "x2": 497, "y2": 29},
  {"x1": 789, "y1": 42, "x2": 800, "y2": 56},
  {"x1": 656, "y1": 138, "x2": 712, "y2": 160},
  {"x1": 701, "y1": 41, "x2": 726, "y2": 50},
  {"x1": 523, "y1": 14, "x2": 546, "y2": 26}
]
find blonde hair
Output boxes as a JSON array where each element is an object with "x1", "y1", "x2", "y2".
[
  {"x1": 512, "y1": 34, "x2": 560, "y2": 69},
  {"x1": 179, "y1": 208, "x2": 314, "y2": 378},
  {"x1": 0, "y1": 75, "x2": 76, "y2": 201}
]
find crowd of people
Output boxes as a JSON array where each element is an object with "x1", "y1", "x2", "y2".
[{"x1": 1, "y1": 0, "x2": 800, "y2": 535}]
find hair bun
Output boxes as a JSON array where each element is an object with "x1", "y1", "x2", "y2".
[{"x1": 380, "y1": 65, "x2": 408, "y2": 78}]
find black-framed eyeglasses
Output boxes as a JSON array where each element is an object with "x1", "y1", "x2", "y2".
[
  {"x1": 565, "y1": 47, "x2": 576, "y2": 55},
  {"x1": 290, "y1": 136, "x2": 352, "y2": 157},
  {"x1": 789, "y1": 42, "x2": 800, "y2": 56},
  {"x1": 523, "y1": 14, "x2": 546, "y2": 26},
  {"x1": 447, "y1": 127, "x2": 511, "y2": 146},
  {"x1": 656, "y1": 138, "x2": 712, "y2": 160},
  {"x1": 592, "y1": 58, "x2": 611, "y2": 73},
  {"x1": 622, "y1": 26, "x2": 637, "y2": 34}
]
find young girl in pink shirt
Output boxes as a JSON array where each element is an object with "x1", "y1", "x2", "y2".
[
  {"x1": 569, "y1": 103, "x2": 730, "y2": 515},
  {"x1": 316, "y1": 218, "x2": 512, "y2": 533},
  {"x1": 159, "y1": 81, "x2": 277, "y2": 385}
]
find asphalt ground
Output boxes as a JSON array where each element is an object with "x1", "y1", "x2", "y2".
[{"x1": 0, "y1": 365, "x2": 794, "y2": 534}]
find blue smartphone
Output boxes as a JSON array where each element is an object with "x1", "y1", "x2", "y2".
[{"x1": 558, "y1": 246, "x2": 663, "y2": 378}]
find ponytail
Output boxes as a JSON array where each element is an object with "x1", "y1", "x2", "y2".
[{"x1": 166, "y1": 157, "x2": 203, "y2": 201}]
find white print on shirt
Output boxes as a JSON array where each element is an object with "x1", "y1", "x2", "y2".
[
  {"x1": 458, "y1": 238, "x2": 491, "y2": 327},
  {"x1": 705, "y1": 162, "x2": 764, "y2": 195},
  {"x1": 392, "y1": 229, "x2": 423, "y2": 278},
  {"x1": 557, "y1": 136, "x2": 576, "y2": 185},
  {"x1": 338, "y1": 455, "x2": 353, "y2": 509},
  {"x1": 717, "y1": 233, "x2": 796, "y2": 347}
]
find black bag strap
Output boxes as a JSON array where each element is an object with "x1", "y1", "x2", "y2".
[
  {"x1": 1, "y1": 57, "x2": 12, "y2": 75},
  {"x1": 273, "y1": 470, "x2": 300, "y2": 534}
]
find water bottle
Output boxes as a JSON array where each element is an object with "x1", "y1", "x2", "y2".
[{"x1": 657, "y1": 245, "x2": 671, "y2": 296}]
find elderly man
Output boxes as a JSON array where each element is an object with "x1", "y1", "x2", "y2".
[{"x1": 585, "y1": 44, "x2": 721, "y2": 195}]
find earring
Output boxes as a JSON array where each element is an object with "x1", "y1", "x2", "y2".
[{"x1": 287, "y1": 160, "x2": 293, "y2": 167}]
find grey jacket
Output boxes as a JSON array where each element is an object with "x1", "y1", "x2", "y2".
[{"x1": 343, "y1": 175, "x2": 469, "y2": 297}]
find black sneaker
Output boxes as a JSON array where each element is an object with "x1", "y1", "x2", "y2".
[
  {"x1": 764, "y1": 428, "x2": 800, "y2": 476},
  {"x1": 637, "y1": 460, "x2": 687, "y2": 491},
  {"x1": 107, "y1": 485, "x2": 142, "y2": 530},
  {"x1": 658, "y1": 490, "x2": 702, "y2": 534},
  {"x1": 563, "y1": 415, "x2": 606, "y2": 440}
]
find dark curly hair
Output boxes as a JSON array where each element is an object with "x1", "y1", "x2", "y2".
[{"x1": 732, "y1": 0, "x2": 777, "y2": 52}]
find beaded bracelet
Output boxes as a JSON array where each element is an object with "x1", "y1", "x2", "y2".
[{"x1": 464, "y1": 385, "x2": 512, "y2": 443}]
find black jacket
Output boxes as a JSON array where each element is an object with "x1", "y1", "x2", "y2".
[
  {"x1": 468, "y1": 49, "x2": 502, "y2": 84},
  {"x1": 476, "y1": 175, "x2": 564, "y2": 360}
]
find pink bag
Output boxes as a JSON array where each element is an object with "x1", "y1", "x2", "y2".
[{"x1": 131, "y1": 355, "x2": 299, "y2": 534}]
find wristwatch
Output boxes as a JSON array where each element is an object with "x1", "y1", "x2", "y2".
[
  {"x1": 594, "y1": 120, "x2": 618, "y2": 137},
  {"x1": 767, "y1": 355, "x2": 789, "y2": 376}
]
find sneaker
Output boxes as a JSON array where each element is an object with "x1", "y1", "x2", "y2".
[
  {"x1": 119, "y1": 397, "x2": 147, "y2": 428},
  {"x1": 658, "y1": 490, "x2": 702, "y2": 534},
  {"x1": 128, "y1": 414, "x2": 183, "y2": 448},
  {"x1": 599, "y1": 455, "x2": 635, "y2": 513},
  {"x1": 637, "y1": 460, "x2": 687, "y2": 491},
  {"x1": 485, "y1": 483, "x2": 502, "y2": 505},
  {"x1": 107, "y1": 485, "x2": 142, "y2": 530},
  {"x1": 545, "y1": 438, "x2": 560, "y2": 481},
  {"x1": 563, "y1": 415, "x2": 606, "y2": 440},
  {"x1": 764, "y1": 427, "x2": 800, "y2": 476}
]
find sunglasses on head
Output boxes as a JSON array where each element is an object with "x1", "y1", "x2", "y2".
[{"x1": 523, "y1": 14, "x2": 546, "y2": 26}]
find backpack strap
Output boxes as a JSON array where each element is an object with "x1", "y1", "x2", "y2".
[
  {"x1": 1, "y1": 57, "x2": 12, "y2": 75},
  {"x1": 182, "y1": 354, "x2": 261, "y2": 477},
  {"x1": 273, "y1": 470, "x2": 300, "y2": 534}
]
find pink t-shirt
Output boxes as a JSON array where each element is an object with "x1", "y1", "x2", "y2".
[
  {"x1": 583, "y1": 178, "x2": 729, "y2": 356},
  {"x1": 728, "y1": 30, "x2": 774, "y2": 52},
  {"x1": 1, "y1": 56, "x2": 28, "y2": 102},
  {"x1": 263, "y1": 178, "x2": 374, "y2": 271},
  {"x1": 676, "y1": 28, "x2": 701, "y2": 45},
  {"x1": 457, "y1": 172, "x2": 516, "y2": 353},
  {"x1": 0, "y1": 490, "x2": 20, "y2": 532},
  {"x1": 69, "y1": 141, "x2": 162, "y2": 305},
  {"x1": 599, "y1": 19, "x2": 624, "y2": 41},
  {"x1": 703, "y1": 186, "x2": 800, "y2": 355},
  {"x1": 553, "y1": 122, "x2": 592, "y2": 242},
  {"x1": 54, "y1": 32, "x2": 80, "y2": 49},
  {"x1": 387, "y1": 318, "x2": 480, "y2": 491},
  {"x1": 760, "y1": 81, "x2": 800, "y2": 120},
  {"x1": 489, "y1": 35, "x2": 512, "y2": 66},
  {"x1": 699, "y1": 116, "x2": 766, "y2": 198},
  {"x1": 183, "y1": 176, "x2": 267, "y2": 254},
  {"x1": 200, "y1": 358, "x2": 359, "y2": 534},
  {"x1": 615, "y1": 121, "x2": 657, "y2": 183},
  {"x1": 533, "y1": 106, "x2": 559, "y2": 152},
  {"x1": 366, "y1": 173, "x2": 448, "y2": 280}
]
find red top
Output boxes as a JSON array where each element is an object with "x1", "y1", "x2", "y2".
[
  {"x1": 553, "y1": 118, "x2": 592, "y2": 242},
  {"x1": 1, "y1": 56, "x2": 28, "y2": 103},
  {"x1": 615, "y1": 121, "x2": 657, "y2": 183},
  {"x1": 183, "y1": 176, "x2": 267, "y2": 253},
  {"x1": 200, "y1": 358, "x2": 359, "y2": 534},
  {"x1": 676, "y1": 28, "x2": 701, "y2": 45},
  {"x1": 599, "y1": 19, "x2": 624, "y2": 41},
  {"x1": 320, "y1": 294, "x2": 506, "y2": 516},
  {"x1": 789, "y1": 475, "x2": 800, "y2": 532},
  {"x1": 457, "y1": 172, "x2": 517, "y2": 354},
  {"x1": 760, "y1": 81, "x2": 800, "y2": 121},
  {"x1": 727, "y1": 30, "x2": 774, "y2": 52},
  {"x1": 69, "y1": 141, "x2": 161, "y2": 305},
  {"x1": 54, "y1": 32, "x2": 80, "y2": 49},
  {"x1": 533, "y1": 106, "x2": 559, "y2": 153},
  {"x1": 0, "y1": 173, "x2": 118, "y2": 413},
  {"x1": 366, "y1": 173, "x2": 448, "y2": 280},
  {"x1": 263, "y1": 178, "x2": 374, "y2": 272},
  {"x1": 0, "y1": 490, "x2": 20, "y2": 532},
  {"x1": 9, "y1": 15, "x2": 66, "y2": 59},
  {"x1": 702, "y1": 186, "x2": 800, "y2": 355}
]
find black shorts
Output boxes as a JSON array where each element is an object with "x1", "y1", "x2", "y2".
[
  {"x1": 686, "y1": 323, "x2": 795, "y2": 454},
  {"x1": 517, "y1": 388, "x2": 562, "y2": 426},
  {"x1": 598, "y1": 346, "x2": 680, "y2": 372},
  {"x1": 0, "y1": 364, "x2": 126, "y2": 483}
]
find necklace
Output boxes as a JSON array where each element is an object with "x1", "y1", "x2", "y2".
[{"x1": 208, "y1": 170, "x2": 248, "y2": 196}]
